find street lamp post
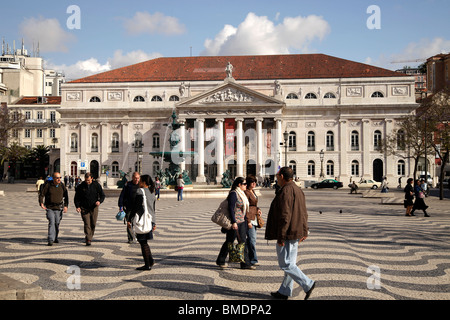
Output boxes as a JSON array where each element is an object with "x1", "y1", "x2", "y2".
[
  {"x1": 134, "y1": 131, "x2": 144, "y2": 174},
  {"x1": 319, "y1": 149, "x2": 325, "y2": 179},
  {"x1": 283, "y1": 131, "x2": 289, "y2": 167}
]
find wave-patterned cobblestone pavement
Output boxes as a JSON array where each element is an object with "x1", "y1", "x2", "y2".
[{"x1": 0, "y1": 187, "x2": 449, "y2": 300}]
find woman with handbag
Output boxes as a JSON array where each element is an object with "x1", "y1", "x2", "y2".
[
  {"x1": 411, "y1": 179, "x2": 430, "y2": 217},
  {"x1": 127, "y1": 175, "x2": 157, "y2": 270},
  {"x1": 244, "y1": 175, "x2": 262, "y2": 267},
  {"x1": 216, "y1": 177, "x2": 254, "y2": 269}
]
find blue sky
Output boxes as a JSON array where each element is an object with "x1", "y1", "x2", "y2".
[{"x1": 2, "y1": 0, "x2": 449, "y2": 80}]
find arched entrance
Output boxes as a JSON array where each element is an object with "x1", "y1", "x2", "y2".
[
  {"x1": 90, "y1": 160, "x2": 99, "y2": 179},
  {"x1": 373, "y1": 159, "x2": 383, "y2": 182},
  {"x1": 246, "y1": 159, "x2": 256, "y2": 177}
]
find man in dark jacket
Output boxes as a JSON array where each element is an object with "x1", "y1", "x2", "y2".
[
  {"x1": 118, "y1": 172, "x2": 140, "y2": 243},
  {"x1": 265, "y1": 167, "x2": 316, "y2": 300},
  {"x1": 74, "y1": 172, "x2": 105, "y2": 245},
  {"x1": 39, "y1": 172, "x2": 68, "y2": 246}
]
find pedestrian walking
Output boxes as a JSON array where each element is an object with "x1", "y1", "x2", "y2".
[
  {"x1": 176, "y1": 174, "x2": 185, "y2": 201},
  {"x1": 127, "y1": 175, "x2": 156, "y2": 271},
  {"x1": 74, "y1": 173, "x2": 106, "y2": 245},
  {"x1": 38, "y1": 172, "x2": 68, "y2": 246},
  {"x1": 118, "y1": 172, "x2": 141, "y2": 243},
  {"x1": 244, "y1": 175, "x2": 261, "y2": 267},
  {"x1": 216, "y1": 176, "x2": 254, "y2": 269},
  {"x1": 155, "y1": 177, "x2": 161, "y2": 200},
  {"x1": 411, "y1": 179, "x2": 430, "y2": 217},
  {"x1": 36, "y1": 177, "x2": 45, "y2": 192},
  {"x1": 404, "y1": 178, "x2": 415, "y2": 216},
  {"x1": 349, "y1": 181, "x2": 358, "y2": 194},
  {"x1": 381, "y1": 177, "x2": 389, "y2": 193},
  {"x1": 265, "y1": 167, "x2": 316, "y2": 300}
]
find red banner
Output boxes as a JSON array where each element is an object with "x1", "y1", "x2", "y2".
[{"x1": 224, "y1": 119, "x2": 235, "y2": 156}]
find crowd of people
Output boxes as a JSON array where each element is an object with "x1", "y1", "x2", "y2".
[{"x1": 36, "y1": 167, "x2": 316, "y2": 300}]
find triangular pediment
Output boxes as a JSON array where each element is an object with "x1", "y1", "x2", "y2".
[{"x1": 177, "y1": 79, "x2": 285, "y2": 108}]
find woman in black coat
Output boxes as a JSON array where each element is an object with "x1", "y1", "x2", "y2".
[
  {"x1": 404, "y1": 178, "x2": 414, "y2": 216},
  {"x1": 411, "y1": 179, "x2": 430, "y2": 217}
]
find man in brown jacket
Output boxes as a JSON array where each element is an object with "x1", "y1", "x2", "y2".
[{"x1": 265, "y1": 167, "x2": 316, "y2": 300}]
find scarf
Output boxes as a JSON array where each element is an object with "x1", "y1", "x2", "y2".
[{"x1": 235, "y1": 187, "x2": 250, "y2": 215}]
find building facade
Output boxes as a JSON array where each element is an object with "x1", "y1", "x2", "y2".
[{"x1": 59, "y1": 54, "x2": 419, "y2": 186}]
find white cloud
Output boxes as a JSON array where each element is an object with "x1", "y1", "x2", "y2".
[
  {"x1": 123, "y1": 12, "x2": 186, "y2": 36},
  {"x1": 369, "y1": 37, "x2": 450, "y2": 69},
  {"x1": 46, "y1": 50, "x2": 162, "y2": 81},
  {"x1": 19, "y1": 16, "x2": 76, "y2": 53},
  {"x1": 201, "y1": 12, "x2": 330, "y2": 56}
]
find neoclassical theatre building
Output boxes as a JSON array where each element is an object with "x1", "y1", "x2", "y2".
[{"x1": 59, "y1": 54, "x2": 418, "y2": 186}]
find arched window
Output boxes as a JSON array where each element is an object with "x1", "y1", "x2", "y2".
[
  {"x1": 307, "y1": 131, "x2": 315, "y2": 151},
  {"x1": 112, "y1": 161, "x2": 119, "y2": 178},
  {"x1": 308, "y1": 160, "x2": 316, "y2": 176},
  {"x1": 371, "y1": 91, "x2": 384, "y2": 98},
  {"x1": 89, "y1": 96, "x2": 101, "y2": 102},
  {"x1": 351, "y1": 160, "x2": 360, "y2": 176},
  {"x1": 397, "y1": 160, "x2": 406, "y2": 176},
  {"x1": 373, "y1": 130, "x2": 382, "y2": 148},
  {"x1": 112, "y1": 133, "x2": 120, "y2": 152},
  {"x1": 324, "y1": 92, "x2": 336, "y2": 99},
  {"x1": 71, "y1": 161, "x2": 78, "y2": 176},
  {"x1": 286, "y1": 93, "x2": 298, "y2": 99},
  {"x1": 133, "y1": 96, "x2": 145, "y2": 102},
  {"x1": 289, "y1": 160, "x2": 297, "y2": 177},
  {"x1": 351, "y1": 130, "x2": 359, "y2": 151},
  {"x1": 305, "y1": 92, "x2": 317, "y2": 99},
  {"x1": 152, "y1": 133, "x2": 160, "y2": 149},
  {"x1": 70, "y1": 133, "x2": 78, "y2": 152},
  {"x1": 151, "y1": 95, "x2": 163, "y2": 102},
  {"x1": 326, "y1": 131, "x2": 334, "y2": 151},
  {"x1": 91, "y1": 133, "x2": 99, "y2": 152},
  {"x1": 326, "y1": 160, "x2": 334, "y2": 176},
  {"x1": 169, "y1": 95, "x2": 180, "y2": 101},
  {"x1": 288, "y1": 131, "x2": 296, "y2": 151}
]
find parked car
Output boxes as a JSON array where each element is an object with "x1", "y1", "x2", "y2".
[
  {"x1": 355, "y1": 179, "x2": 381, "y2": 189},
  {"x1": 311, "y1": 179, "x2": 343, "y2": 189}
]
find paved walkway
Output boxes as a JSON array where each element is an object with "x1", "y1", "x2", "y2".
[{"x1": 0, "y1": 182, "x2": 449, "y2": 300}]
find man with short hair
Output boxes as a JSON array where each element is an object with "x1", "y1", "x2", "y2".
[
  {"x1": 39, "y1": 172, "x2": 68, "y2": 246},
  {"x1": 74, "y1": 172, "x2": 105, "y2": 246},
  {"x1": 265, "y1": 167, "x2": 316, "y2": 300},
  {"x1": 118, "y1": 172, "x2": 140, "y2": 243}
]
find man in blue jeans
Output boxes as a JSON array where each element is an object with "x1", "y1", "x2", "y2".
[
  {"x1": 265, "y1": 167, "x2": 316, "y2": 300},
  {"x1": 39, "y1": 172, "x2": 68, "y2": 246}
]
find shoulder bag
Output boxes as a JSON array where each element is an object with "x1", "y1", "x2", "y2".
[
  {"x1": 133, "y1": 188, "x2": 153, "y2": 234},
  {"x1": 211, "y1": 198, "x2": 232, "y2": 230}
]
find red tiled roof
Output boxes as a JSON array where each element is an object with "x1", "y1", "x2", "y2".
[
  {"x1": 14, "y1": 96, "x2": 61, "y2": 105},
  {"x1": 70, "y1": 54, "x2": 406, "y2": 84}
]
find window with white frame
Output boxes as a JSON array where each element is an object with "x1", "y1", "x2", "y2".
[
  {"x1": 153, "y1": 133, "x2": 160, "y2": 149},
  {"x1": 50, "y1": 129, "x2": 56, "y2": 138},
  {"x1": 327, "y1": 160, "x2": 334, "y2": 176},
  {"x1": 373, "y1": 130, "x2": 382, "y2": 148},
  {"x1": 25, "y1": 129, "x2": 31, "y2": 138},
  {"x1": 308, "y1": 160, "x2": 315, "y2": 176},
  {"x1": 326, "y1": 131, "x2": 334, "y2": 151},
  {"x1": 288, "y1": 131, "x2": 296, "y2": 151},
  {"x1": 289, "y1": 160, "x2": 297, "y2": 177},
  {"x1": 36, "y1": 129, "x2": 43, "y2": 138},
  {"x1": 307, "y1": 131, "x2": 315, "y2": 151},
  {"x1": 70, "y1": 133, "x2": 78, "y2": 152},
  {"x1": 112, "y1": 161, "x2": 119, "y2": 178},
  {"x1": 112, "y1": 133, "x2": 120, "y2": 152},
  {"x1": 91, "y1": 133, "x2": 99, "y2": 152},
  {"x1": 351, "y1": 160, "x2": 360, "y2": 176},
  {"x1": 397, "y1": 160, "x2": 406, "y2": 176},
  {"x1": 351, "y1": 131, "x2": 359, "y2": 151}
]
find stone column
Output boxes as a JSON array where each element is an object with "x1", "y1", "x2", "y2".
[
  {"x1": 385, "y1": 119, "x2": 394, "y2": 179},
  {"x1": 255, "y1": 118, "x2": 263, "y2": 180},
  {"x1": 101, "y1": 122, "x2": 108, "y2": 168},
  {"x1": 362, "y1": 119, "x2": 371, "y2": 179},
  {"x1": 339, "y1": 119, "x2": 348, "y2": 181},
  {"x1": 80, "y1": 123, "x2": 87, "y2": 168},
  {"x1": 216, "y1": 118, "x2": 225, "y2": 183},
  {"x1": 236, "y1": 118, "x2": 244, "y2": 177},
  {"x1": 196, "y1": 119, "x2": 206, "y2": 183},
  {"x1": 60, "y1": 124, "x2": 67, "y2": 176},
  {"x1": 275, "y1": 119, "x2": 282, "y2": 170},
  {"x1": 179, "y1": 119, "x2": 186, "y2": 172},
  {"x1": 121, "y1": 122, "x2": 129, "y2": 172}
]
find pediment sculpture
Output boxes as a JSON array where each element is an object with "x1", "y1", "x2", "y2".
[{"x1": 201, "y1": 88, "x2": 255, "y2": 104}]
